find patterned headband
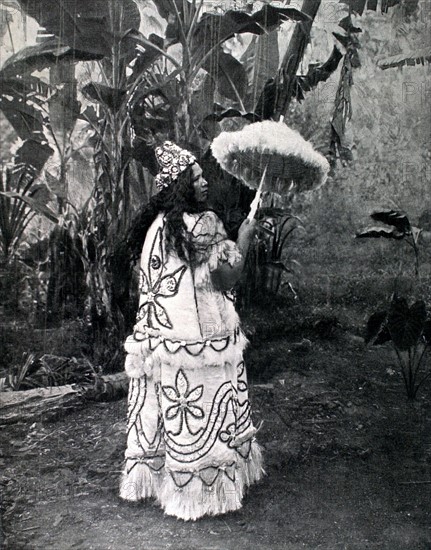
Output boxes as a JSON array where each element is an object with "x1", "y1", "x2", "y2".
[{"x1": 154, "y1": 141, "x2": 196, "y2": 191}]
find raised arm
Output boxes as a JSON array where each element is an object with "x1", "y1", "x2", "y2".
[{"x1": 210, "y1": 218, "x2": 257, "y2": 291}]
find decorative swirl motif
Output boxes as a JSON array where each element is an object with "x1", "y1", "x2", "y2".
[{"x1": 164, "y1": 380, "x2": 236, "y2": 463}]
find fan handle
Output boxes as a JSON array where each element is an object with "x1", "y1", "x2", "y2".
[{"x1": 247, "y1": 164, "x2": 268, "y2": 220}]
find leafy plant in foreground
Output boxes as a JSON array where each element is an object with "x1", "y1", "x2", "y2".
[
  {"x1": 239, "y1": 205, "x2": 302, "y2": 308},
  {"x1": 356, "y1": 209, "x2": 422, "y2": 276},
  {"x1": 4, "y1": 353, "x2": 101, "y2": 391},
  {"x1": 257, "y1": 207, "x2": 303, "y2": 297},
  {"x1": 366, "y1": 294, "x2": 431, "y2": 399}
]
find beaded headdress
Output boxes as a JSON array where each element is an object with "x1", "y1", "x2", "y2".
[{"x1": 154, "y1": 141, "x2": 196, "y2": 191}]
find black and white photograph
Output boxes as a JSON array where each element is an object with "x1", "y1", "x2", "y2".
[{"x1": 0, "y1": 0, "x2": 430, "y2": 548}]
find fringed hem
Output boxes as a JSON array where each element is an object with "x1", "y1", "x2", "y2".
[
  {"x1": 119, "y1": 439, "x2": 264, "y2": 520},
  {"x1": 236, "y1": 438, "x2": 266, "y2": 487},
  {"x1": 158, "y1": 439, "x2": 264, "y2": 521},
  {"x1": 119, "y1": 460, "x2": 164, "y2": 502},
  {"x1": 158, "y1": 470, "x2": 241, "y2": 521}
]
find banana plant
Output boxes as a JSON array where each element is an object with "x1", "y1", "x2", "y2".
[
  {"x1": 0, "y1": 163, "x2": 58, "y2": 263},
  {"x1": 123, "y1": 2, "x2": 310, "y2": 154},
  {"x1": 5, "y1": 0, "x2": 145, "y2": 335},
  {"x1": 356, "y1": 209, "x2": 422, "y2": 276},
  {"x1": 366, "y1": 294, "x2": 431, "y2": 399}
]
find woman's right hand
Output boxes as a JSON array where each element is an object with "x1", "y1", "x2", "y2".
[{"x1": 237, "y1": 218, "x2": 258, "y2": 249}]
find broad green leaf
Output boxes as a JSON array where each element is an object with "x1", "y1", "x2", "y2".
[
  {"x1": 388, "y1": 297, "x2": 426, "y2": 350},
  {"x1": 338, "y1": 15, "x2": 362, "y2": 33},
  {"x1": 356, "y1": 227, "x2": 405, "y2": 239},
  {"x1": 370, "y1": 210, "x2": 411, "y2": 233},
  {"x1": 0, "y1": 38, "x2": 103, "y2": 77},
  {"x1": 17, "y1": 0, "x2": 140, "y2": 57},
  {"x1": 365, "y1": 310, "x2": 391, "y2": 345},
  {"x1": 292, "y1": 46, "x2": 343, "y2": 102},
  {"x1": 210, "y1": 50, "x2": 248, "y2": 103},
  {"x1": 82, "y1": 83, "x2": 127, "y2": 111},
  {"x1": 0, "y1": 191, "x2": 59, "y2": 223},
  {"x1": 255, "y1": 47, "x2": 343, "y2": 117},
  {"x1": 0, "y1": 74, "x2": 50, "y2": 99},
  {"x1": 0, "y1": 92, "x2": 46, "y2": 141},
  {"x1": 377, "y1": 47, "x2": 431, "y2": 70},
  {"x1": 128, "y1": 33, "x2": 165, "y2": 82},
  {"x1": 14, "y1": 139, "x2": 53, "y2": 172},
  {"x1": 241, "y1": 31, "x2": 279, "y2": 111},
  {"x1": 0, "y1": 73, "x2": 50, "y2": 142},
  {"x1": 192, "y1": 5, "x2": 309, "y2": 63},
  {"x1": 203, "y1": 106, "x2": 260, "y2": 124},
  {"x1": 422, "y1": 319, "x2": 431, "y2": 345}
]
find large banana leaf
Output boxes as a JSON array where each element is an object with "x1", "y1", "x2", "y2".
[
  {"x1": 206, "y1": 50, "x2": 248, "y2": 103},
  {"x1": 241, "y1": 31, "x2": 279, "y2": 111},
  {"x1": 0, "y1": 74, "x2": 49, "y2": 102},
  {"x1": 17, "y1": 0, "x2": 140, "y2": 57},
  {"x1": 254, "y1": 47, "x2": 343, "y2": 118},
  {"x1": 135, "y1": 5, "x2": 309, "y2": 128},
  {"x1": 0, "y1": 38, "x2": 104, "y2": 77},
  {"x1": 191, "y1": 5, "x2": 309, "y2": 62},
  {"x1": 0, "y1": 77, "x2": 53, "y2": 171}
]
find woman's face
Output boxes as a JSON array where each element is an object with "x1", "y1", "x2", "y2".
[{"x1": 191, "y1": 163, "x2": 208, "y2": 203}]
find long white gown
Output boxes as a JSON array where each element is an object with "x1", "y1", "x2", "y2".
[{"x1": 119, "y1": 210, "x2": 264, "y2": 520}]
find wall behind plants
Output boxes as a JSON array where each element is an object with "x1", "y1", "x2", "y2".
[{"x1": 284, "y1": 1, "x2": 430, "y2": 263}]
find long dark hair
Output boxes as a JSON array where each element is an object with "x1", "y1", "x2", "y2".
[{"x1": 126, "y1": 163, "x2": 207, "y2": 266}]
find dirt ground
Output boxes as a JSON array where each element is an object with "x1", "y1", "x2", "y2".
[{"x1": 1, "y1": 337, "x2": 431, "y2": 550}]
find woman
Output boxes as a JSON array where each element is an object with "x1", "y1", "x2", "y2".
[{"x1": 119, "y1": 141, "x2": 264, "y2": 521}]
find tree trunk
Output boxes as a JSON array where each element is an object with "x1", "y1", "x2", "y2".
[
  {"x1": 275, "y1": 0, "x2": 322, "y2": 119},
  {"x1": 0, "y1": 372, "x2": 129, "y2": 425}
]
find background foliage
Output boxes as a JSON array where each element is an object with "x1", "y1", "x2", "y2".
[{"x1": 0, "y1": 0, "x2": 429, "y2": 384}]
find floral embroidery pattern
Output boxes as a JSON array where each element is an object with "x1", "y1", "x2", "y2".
[
  {"x1": 162, "y1": 369, "x2": 204, "y2": 434},
  {"x1": 219, "y1": 423, "x2": 236, "y2": 448},
  {"x1": 137, "y1": 228, "x2": 186, "y2": 329}
]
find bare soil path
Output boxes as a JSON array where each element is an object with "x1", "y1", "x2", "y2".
[{"x1": 2, "y1": 339, "x2": 431, "y2": 550}]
